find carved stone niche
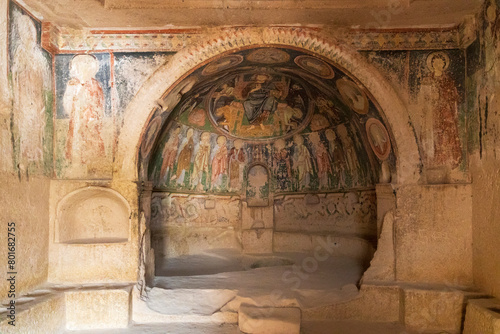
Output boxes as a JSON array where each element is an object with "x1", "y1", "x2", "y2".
[{"x1": 56, "y1": 187, "x2": 130, "y2": 244}]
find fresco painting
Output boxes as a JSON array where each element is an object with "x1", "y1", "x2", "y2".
[
  {"x1": 208, "y1": 73, "x2": 310, "y2": 140},
  {"x1": 336, "y1": 78, "x2": 370, "y2": 115},
  {"x1": 191, "y1": 131, "x2": 212, "y2": 191},
  {"x1": 114, "y1": 52, "x2": 174, "y2": 123},
  {"x1": 366, "y1": 118, "x2": 391, "y2": 161},
  {"x1": 210, "y1": 135, "x2": 229, "y2": 191},
  {"x1": 202, "y1": 54, "x2": 244, "y2": 75},
  {"x1": 272, "y1": 139, "x2": 292, "y2": 192},
  {"x1": 364, "y1": 48, "x2": 467, "y2": 175},
  {"x1": 228, "y1": 139, "x2": 246, "y2": 192},
  {"x1": 64, "y1": 55, "x2": 106, "y2": 167},
  {"x1": 148, "y1": 47, "x2": 395, "y2": 196},
  {"x1": 294, "y1": 55, "x2": 335, "y2": 79},
  {"x1": 409, "y1": 49, "x2": 466, "y2": 174},
  {"x1": 174, "y1": 128, "x2": 195, "y2": 187},
  {"x1": 309, "y1": 132, "x2": 333, "y2": 189},
  {"x1": 361, "y1": 51, "x2": 409, "y2": 90},
  {"x1": 9, "y1": 4, "x2": 53, "y2": 175},
  {"x1": 246, "y1": 165, "x2": 270, "y2": 207},
  {"x1": 150, "y1": 124, "x2": 378, "y2": 194},
  {"x1": 246, "y1": 48, "x2": 290, "y2": 64},
  {"x1": 54, "y1": 53, "x2": 113, "y2": 178},
  {"x1": 421, "y1": 52, "x2": 462, "y2": 168},
  {"x1": 292, "y1": 134, "x2": 314, "y2": 190},
  {"x1": 325, "y1": 128, "x2": 347, "y2": 188}
]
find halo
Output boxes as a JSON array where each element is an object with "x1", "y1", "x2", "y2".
[
  {"x1": 273, "y1": 138, "x2": 286, "y2": 151},
  {"x1": 426, "y1": 51, "x2": 450, "y2": 72},
  {"x1": 71, "y1": 54, "x2": 100, "y2": 78}
]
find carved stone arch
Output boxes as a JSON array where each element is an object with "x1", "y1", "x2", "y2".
[{"x1": 114, "y1": 27, "x2": 421, "y2": 185}]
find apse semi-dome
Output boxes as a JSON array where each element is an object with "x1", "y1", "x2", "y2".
[{"x1": 145, "y1": 47, "x2": 395, "y2": 195}]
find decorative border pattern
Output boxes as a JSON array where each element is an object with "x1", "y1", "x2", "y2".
[
  {"x1": 342, "y1": 29, "x2": 461, "y2": 51},
  {"x1": 41, "y1": 25, "x2": 472, "y2": 54},
  {"x1": 42, "y1": 27, "x2": 203, "y2": 53}
]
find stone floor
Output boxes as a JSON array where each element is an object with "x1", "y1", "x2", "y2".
[
  {"x1": 153, "y1": 250, "x2": 365, "y2": 311},
  {"x1": 64, "y1": 321, "x2": 416, "y2": 334}
]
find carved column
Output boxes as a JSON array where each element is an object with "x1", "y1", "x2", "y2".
[{"x1": 376, "y1": 184, "x2": 396, "y2": 238}]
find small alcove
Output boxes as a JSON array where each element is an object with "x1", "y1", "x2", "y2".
[{"x1": 56, "y1": 187, "x2": 130, "y2": 244}]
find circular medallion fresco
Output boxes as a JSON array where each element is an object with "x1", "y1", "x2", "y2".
[
  {"x1": 294, "y1": 55, "x2": 335, "y2": 79},
  {"x1": 246, "y1": 48, "x2": 291, "y2": 64},
  {"x1": 366, "y1": 118, "x2": 391, "y2": 160},
  {"x1": 336, "y1": 78, "x2": 369, "y2": 114},
  {"x1": 202, "y1": 55, "x2": 244, "y2": 76},
  {"x1": 207, "y1": 72, "x2": 312, "y2": 141}
]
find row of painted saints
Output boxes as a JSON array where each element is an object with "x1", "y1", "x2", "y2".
[{"x1": 153, "y1": 123, "x2": 375, "y2": 193}]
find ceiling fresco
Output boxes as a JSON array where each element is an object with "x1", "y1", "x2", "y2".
[{"x1": 144, "y1": 47, "x2": 396, "y2": 195}]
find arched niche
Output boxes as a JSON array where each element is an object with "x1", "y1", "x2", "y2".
[
  {"x1": 145, "y1": 46, "x2": 396, "y2": 198},
  {"x1": 246, "y1": 164, "x2": 270, "y2": 207},
  {"x1": 143, "y1": 44, "x2": 398, "y2": 274},
  {"x1": 114, "y1": 27, "x2": 421, "y2": 185},
  {"x1": 56, "y1": 187, "x2": 131, "y2": 244},
  {"x1": 119, "y1": 28, "x2": 422, "y2": 293}
]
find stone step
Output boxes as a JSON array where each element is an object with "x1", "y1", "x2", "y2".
[
  {"x1": 132, "y1": 287, "x2": 238, "y2": 324},
  {"x1": 134, "y1": 284, "x2": 360, "y2": 324},
  {"x1": 238, "y1": 304, "x2": 301, "y2": 334},
  {"x1": 0, "y1": 284, "x2": 133, "y2": 333},
  {"x1": 63, "y1": 320, "x2": 415, "y2": 334}
]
